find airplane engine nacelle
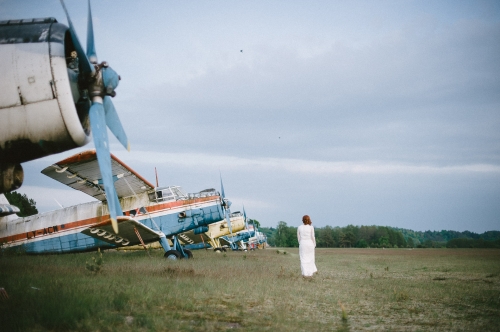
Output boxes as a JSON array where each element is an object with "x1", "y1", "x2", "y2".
[
  {"x1": 0, "y1": 18, "x2": 91, "y2": 166},
  {"x1": 0, "y1": 163, "x2": 23, "y2": 193}
]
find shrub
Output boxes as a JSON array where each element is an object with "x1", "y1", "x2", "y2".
[{"x1": 85, "y1": 248, "x2": 103, "y2": 273}]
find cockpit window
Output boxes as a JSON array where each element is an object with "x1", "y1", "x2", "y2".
[
  {"x1": 230, "y1": 211, "x2": 243, "y2": 217},
  {"x1": 149, "y1": 186, "x2": 187, "y2": 202},
  {"x1": 171, "y1": 187, "x2": 187, "y2": 198},
  {"x1": 162, "y1": 188, "x2": 174, "y2": 199}
]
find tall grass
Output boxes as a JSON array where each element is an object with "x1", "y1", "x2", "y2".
[{"x1": 1, "y1": 248, "x2": 499, "y2": 331}]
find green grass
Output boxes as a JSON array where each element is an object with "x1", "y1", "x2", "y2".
[{"x1": 1, "y1": 248, "x2": 499, "y2": 331}]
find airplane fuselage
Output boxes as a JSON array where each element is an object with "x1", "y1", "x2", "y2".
[{"x1": 0, "y1": 192, "x2": 224, "y2": 254}]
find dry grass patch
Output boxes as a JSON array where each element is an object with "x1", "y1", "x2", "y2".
[{"x1": 0, "y1": 248, "x2": 499, "y2": 331}]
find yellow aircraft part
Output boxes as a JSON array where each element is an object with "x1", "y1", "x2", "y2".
[
  {"x1": 116, "y1": 240, "x2": 167, "y2": 251},
  {"x1": 177, "y1": 216, "x2": 246, "y2": 248},
  {"x1": 209, "y1": 237, "x2": 221, "y2": 249},
  {"x1": 116, "y1": 217, "x2": 246, "y2": 251},
  {"x1": 206, "y1": 217, "x2": 245, "y2": 238}
]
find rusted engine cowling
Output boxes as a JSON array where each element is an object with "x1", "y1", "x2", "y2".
[
  {"x1": 0, "y1": 18, "x2": 91, "y2": 165},
  {"x1": 0, "y1": 163, "x2": 23, "y2": 193}
]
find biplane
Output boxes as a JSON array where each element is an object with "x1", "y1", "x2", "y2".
[
  {"x1": 180, "y1": 209, "x2": 267, "y2": 251},
  {"x1": 179, "y1": 211, "x2": 246, "y2": 252},
  {"x1": 0, "y1": 150, "x2": 232, "y2": 259},
  {"x1": 117, "y1": 212, "x2": 246, "y2": 252},
  {"x1": 243, "y1": 224, "x2": 268, "y2": 250},
  {"x1": 220, "y1": 227, "x2": 267, "y2": 250}
]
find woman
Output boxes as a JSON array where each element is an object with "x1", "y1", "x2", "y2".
[{"x1": 297, "y1": 215, "x2": 317, "y2": 277}]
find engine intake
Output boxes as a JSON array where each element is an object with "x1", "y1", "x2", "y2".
[{"x1": 0, "y1": 163, "x2": 23, "y2": 194}]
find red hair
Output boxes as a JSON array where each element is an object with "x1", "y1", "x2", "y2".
[{"x1": 302, "y1": 215, "x2": 312, "y2": 225}]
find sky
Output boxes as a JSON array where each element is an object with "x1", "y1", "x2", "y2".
[{"x1": 1, "y1": 0, "x2": 499, "y2": 233}]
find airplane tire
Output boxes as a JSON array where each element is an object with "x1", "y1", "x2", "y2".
[
  {"x1": 214, "y1": 248, "x2": 222, "y2": 253},
  {"x1": 164, "y1": 250, "x2": 182, "y2": 260},
  {"x1": 183, "y1": 249, "x2": 193, "y2": 259}
]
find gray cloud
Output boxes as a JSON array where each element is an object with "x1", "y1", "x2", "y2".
[{"x1": 3, "y1": 0, "x2": 499, "y2": 233}]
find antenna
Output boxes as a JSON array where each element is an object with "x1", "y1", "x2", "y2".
[{"x1": 155, "y1": 167, "x2": 159, "y2": 188}]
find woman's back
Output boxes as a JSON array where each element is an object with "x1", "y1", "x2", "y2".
[
  {"x1": 298, "y1": 224, "x2": 314, "y2": 243},
  {"x1": 298, "y1": 215, "x2": 317, "y2": 277}
]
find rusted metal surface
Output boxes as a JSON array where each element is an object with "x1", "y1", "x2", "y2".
[
  {"x1": 0, "y1": 163, "x2": 23, "y2": 193},
  {"x1": 0, "y1": 19, "x2": 90, "y2": 164}
]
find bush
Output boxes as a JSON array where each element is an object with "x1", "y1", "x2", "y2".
[
  {"x1": 85, "y1": 249, "x2": 103, "y2": 273},
  {"x1": 355, "y1": 239, "x2": 368, "y2": 248},
  {"x1": 446, "y1": 238, "x2": 500, "y2": 248}
]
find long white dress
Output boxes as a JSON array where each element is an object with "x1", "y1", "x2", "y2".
[{"x1": 297, "y1": 224, "x2": 317, "y2": 276}]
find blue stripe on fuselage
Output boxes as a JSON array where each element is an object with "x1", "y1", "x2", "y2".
[
  {"x1": 19, "y1": 201, "x2": 224, "y2": 254},
  {"x1": 138, "y1": 203, "x2": 223, "y2": 236},
  {"x1": 23, "y1": 232, "x2": 114, "y2": 254}
]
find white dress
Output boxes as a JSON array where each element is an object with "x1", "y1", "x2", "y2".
[{"x1": 297, "y1": 224, "x2": 317, "y2": 276}]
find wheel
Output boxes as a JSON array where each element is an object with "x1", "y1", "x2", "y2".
[
  {"x1": 183, "y1": 249, "x2": 193, "y2": 259},
  {"x1": 214, "y1": 248, "x2": 222, "y2": 253},
  {"x1": 164, "y1": 250, "x2": 182, "y2": 260}
]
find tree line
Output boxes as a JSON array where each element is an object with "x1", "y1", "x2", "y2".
[
  {"x1": 4, "y1": 192, "x2": 499, "y2": 249},
  {"x1": 4, "y1": 191, "x2": 38, "y2": 217},
  {"x1": 260, "y1": 222, "x2": 500, "y2": 249}
]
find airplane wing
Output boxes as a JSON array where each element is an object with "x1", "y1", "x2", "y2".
[
  {"x1": 0, "y1": 194, "x2": 19, "y2": 217},
  {"x1": 81, "y1": 216, "x2": 161, "y2": 247},
  {"x1": 0, "y1": 204, "x2": 19, "y2": 217},
  {"x1": 41, "y1": 150, "x2": 155, "y2": 201}
]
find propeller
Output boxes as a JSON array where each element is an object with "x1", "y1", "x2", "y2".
[
  {"x1": 252, "y1": 219, "x2": 258, "y2": 240},
  {"x1": 220, "y1": 175, "x2": 233, "y2": 234},
  {"x1": 243, "y1": 206, "x2": 254, "y2": 249},
  {"x1": 243, "y1": 205, "x2": 249, "y2": 231},
  {"x1": 60, "y1": 0, "x2": 130, "y2": 233}
]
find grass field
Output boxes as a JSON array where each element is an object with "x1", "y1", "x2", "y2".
[{"x1": 1, "y1": 248, "x2": 499, "y2": 331}]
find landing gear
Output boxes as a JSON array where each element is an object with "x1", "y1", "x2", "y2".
[
  {"x1": 183, "y1": 249, "x2": 193, "y2": 259},
  {"x1": 214, "y1": 247, "x2": 226, "y2": 253},
  {"x1": 162, "y1": 236, "x2": 194, "y2": 260},
  {"x1": 164, "y1": 250, "x2": 182, "y2": 260}
]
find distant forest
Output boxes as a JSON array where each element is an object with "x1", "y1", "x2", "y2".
[
  {"x1": 259, "y1": 222, "x2": 500, "y2": 249},
  {"x1": 5, "y1": 192, "x2": 498, "y2": 249}
]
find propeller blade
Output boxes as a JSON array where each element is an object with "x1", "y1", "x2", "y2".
[
  {"x1": 219, "y1": 175, "x2": 232, "y2": 232},
  {"x1": 102, "y1": 67, "x2": 120, "y2": 95},
  {"x1": 86, "y1": 0, "x2": 97, "y2": 63},
  {"x1": 110, "y1": 186, "x2": 122, "y2": 219},
  {"x1": 60, "y1": 0, "x2": 95, "y2": 75},
  {"x1": 89, "y1": 102, "x2": 122, "y2": 233},
  {"x1": 220, "y1": 174, "x2": 225, "y2": 199},
  {"x1": 243, "y1": 205, "x2": 249, "y2": 230},
  {"x1": 225, "y1": 209, "x2": 233, "y2": 234},
  {"x1": 103, "y1": 96, "x2": 130, "y2": 151}
]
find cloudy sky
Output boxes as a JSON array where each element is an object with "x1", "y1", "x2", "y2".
[{"x1": 2, "y1": 0, "x2": 499, "y2": 232}]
